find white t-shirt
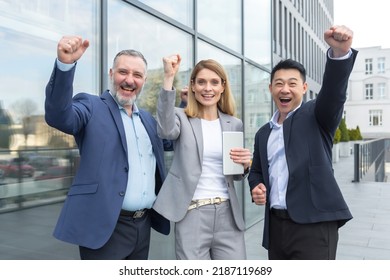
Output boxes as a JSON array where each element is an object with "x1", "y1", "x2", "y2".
[{"x1": 192, "y1": 119, "x2": 229, "y2": 200}]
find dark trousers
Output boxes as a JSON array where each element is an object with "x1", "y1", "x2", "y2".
[
  {"x1": 268, "y1": 209, "x2": 338, "y2": 260},
  {"x1": 79, "y1": 211, "x2": 151, "y2": 260}
]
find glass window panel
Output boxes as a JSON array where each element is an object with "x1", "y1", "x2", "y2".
[
  {"x1": 0, "y1": 1, "x2": 99, "y2": 151},
  {"x1": 245, "y1": 0, "x2": 271, "y2": 68},
  {"x1": 107, "y1": 1, "x2": 193, "y2": 116},
  {"x1": 138, "y1": 0, "x2": 193, "y2": 27},
  {"x1": 377, "y1": 57, "x2": 385, "y2": 74},
  {"x1": 0, "y1": 0, "x2": 98, "y2": 210},
  {"x1": 197, "y1": 0, "x2": 241, "y2": 53},
  {"x1": 243, "y1": 62, "x2": 271, "y2": 226}
]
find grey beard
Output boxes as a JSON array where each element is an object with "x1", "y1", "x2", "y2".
[{"x1": 112, "y1": 90, "x2": 137, "y2": 107}]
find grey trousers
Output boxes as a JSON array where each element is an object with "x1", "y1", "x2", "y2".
[{"x1": 174, "y1": 200, "x2": 246, "y2": 260}]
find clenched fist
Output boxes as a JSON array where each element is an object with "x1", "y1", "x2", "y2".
[{"x1": 57, "y1": 35, "x2": 90, "y2": 64}]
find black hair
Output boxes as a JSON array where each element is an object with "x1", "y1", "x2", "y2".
[{"x1": 270, "y1": 59, "x2": 306, "y2": 83}]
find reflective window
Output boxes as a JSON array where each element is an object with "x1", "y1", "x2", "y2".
[
  {"x1": 377, "y1": 57, "x2": 385, "y2": 74},
  {"x1": 197, "y1": 0, "x2": 241, "y2": 53},
  {"x1": 0, "y1": 0, "x2": 99, "y2": 151},
  {"x1": 244, "y1": 0, "x2": 272, "y2": 68},
  {"x1": 243, "y1": 62, "x2": 271, "y2": 226},
  {"x1": 107, "y1": 1, "x2": 193, "y2": 115},
  {"x1": 0, "y1": 0, "x2": 98, "y2": 210},
  {"x1": 139, "y1": 0, "x2": 193, "y2": 27}
]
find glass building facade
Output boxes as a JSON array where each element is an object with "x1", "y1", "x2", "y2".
[{"x1": 0, "y1": 0, "x2": 272, "y2": 259}]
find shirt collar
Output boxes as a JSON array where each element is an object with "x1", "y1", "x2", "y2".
[
  {"x1": 109, "y1": 91, "x2": 140, "y2": 116},
  {"x1": 269, "y1": 102, "x2": 302, "y2": 129}
]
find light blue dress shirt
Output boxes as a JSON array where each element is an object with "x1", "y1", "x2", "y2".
[
  {"x1": 267, "y1": 109, "x2": 298, "y2": 210},
  {"x1": 117, "y1": 103, "x2": 157, "y2": 211}
]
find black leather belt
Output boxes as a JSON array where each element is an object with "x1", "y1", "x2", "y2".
[
  {"x1": 271, "y1": 208, "x2": 290, "y2": 219},
  {"x1": 120, "y1": 209, "x2": 148, "y2": 219}
]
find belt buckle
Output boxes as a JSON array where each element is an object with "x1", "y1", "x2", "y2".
[
  {"x1": 214, "y1": 197, "x2": 222, "y2": 205},
  {"x1": 133, "y1": 210, "x2": 144, "y2": 218}
]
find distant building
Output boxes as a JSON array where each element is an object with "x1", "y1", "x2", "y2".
[
  {"x1": 272, "y1": 0, "x2": 334, "y2": 101},
  {"x1": 345, "y1": 46, "x2": 390, "y2": 139}
]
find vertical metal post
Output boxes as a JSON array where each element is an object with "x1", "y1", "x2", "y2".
[{"x1": 353, "y1": 143, "x2": 360, "y2": 182}]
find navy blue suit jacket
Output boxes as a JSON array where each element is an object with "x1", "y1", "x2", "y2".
[
  {"x1": 248, "y1": 50, "x2": 357, "y2": 250},
  {"x1": 45, "y1": 62, "x2": 170, "y2": 249}
]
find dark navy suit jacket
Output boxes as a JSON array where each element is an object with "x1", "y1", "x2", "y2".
[
  {"x1": 45, "y1": 62, "x2": 170, "y2": 249},
  {"x1": 248, "y1": 49, "x2": 357, "y2": 250}
]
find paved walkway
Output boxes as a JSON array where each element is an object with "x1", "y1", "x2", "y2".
[{"x1": 0, "y1": 154, "x2": 389, "y2": 260}]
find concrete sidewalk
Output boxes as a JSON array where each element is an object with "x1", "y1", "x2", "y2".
[{"x1": 0, "y1": 154, "x2": 389, "y2": 260}]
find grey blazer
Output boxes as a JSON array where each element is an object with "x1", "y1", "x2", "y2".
[{"x1": 153, "y1": 88, "x2": 246, "y2": 231}]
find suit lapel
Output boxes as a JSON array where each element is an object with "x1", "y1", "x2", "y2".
[
  {"x1": 218, "y1": 111, "x2": 233, "y2": 131},
  {"x1": 100, "y1": 91, "x2": 128, "y2": 154},
  {"x1": 261, "y1": 125, "x2": 272, "y2": 187},
  {"x1": 189, "y1": 117, "x2": 203, "y2": 162},
  {"x1": 282, "y1": 107, "x2": 300, "y2": 152}
]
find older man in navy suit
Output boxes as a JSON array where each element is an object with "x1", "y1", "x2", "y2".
[
  {"x1": 249, "y1": 25, "x2": 356, "y2": 260},
  {"x1": 45, "y1": 36, "x2": 170, "y2": 259}
]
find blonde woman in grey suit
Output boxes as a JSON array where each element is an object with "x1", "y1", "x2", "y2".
[{"x1": 153, "y1": 55, "x2": 251, "y2": 260}]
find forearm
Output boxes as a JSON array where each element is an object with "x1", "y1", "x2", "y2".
[
  {"x1": 45, "y1": 63, "x2": 76, "y2": 131},
  {"x1": 157, "y1": 88, "x2": 180, "y2": 139},
  {"x1": 315, "y1": 49, "x2": 358, "y2": 131}
]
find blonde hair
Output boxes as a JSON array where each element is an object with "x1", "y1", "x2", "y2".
[{"x1": 184, "y1": 59, "x2": 236, "y2": 118}]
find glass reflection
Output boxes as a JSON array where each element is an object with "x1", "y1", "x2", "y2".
[
  {"x1": 244, "y1": 62, "x2": 271, "y2": 227},
  {"x1": 244, "y1": 0, "x2": 272, "y2": 68},
  {"x1": 0, "y1": 0, "x2": 98, "y2": 210},
  {"x1": 138, "y1": 0, "x2": 193, "y2": 27},
  {"x1": 197, "y1": 0, "x2": 241, "y2": 52},
  {"x1": 107, "y1": 1, "x2": 193, "y2": 116}
]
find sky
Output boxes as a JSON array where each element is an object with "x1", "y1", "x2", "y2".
[{"x1": 334, "y1": 0, "x2": 390, "y2": 49}]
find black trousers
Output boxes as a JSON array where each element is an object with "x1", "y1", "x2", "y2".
[
  {"x1": 268, "y1": 209, "x2": 338, "y2": 260},
  {"x1": 79, "y1": 211, "x2": 151, "y2": 260}
]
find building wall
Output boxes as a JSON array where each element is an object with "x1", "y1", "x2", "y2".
[
  {"x1": 272, "y1": 0, "x2": 334, "y2": 100},
  {"x1": 345, "y1": 46, "x2": 390, "y2": 139}
]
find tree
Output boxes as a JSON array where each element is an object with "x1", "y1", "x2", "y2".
[
  {"x1": 348, "y1": 125, "x2": 363, "y2": 141},
  {"x1": 0, "y1": 103, "x2": 14, "y2": 149},
  {"x1": 137, "y1": 68, "x2": 180, "y2": 116},
  {"x1": 10, "y1": 98, "x2": 38, "y2": 147},
  {"x1": 356, "y1": 125, "x2": 363, "y2": 140},
  {"x1": 339, "y1": 118, "x2": 349, "y2": 142},
  {"x1": 333, "y1": 127, "x2": 341, "y2": 144}
]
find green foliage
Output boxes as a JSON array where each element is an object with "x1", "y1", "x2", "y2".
[
  {"x1": 356, "y1": 125, "x2": 363, "y2": 140},
  {"x1": 339, "y1": 118, "x2": 350, "y2": 142},
  {"x1": 333, "y1": 127, "x2": 341, "y2": 144},
  {"x1": 348, "y1": 125, "x2": 364, "y2": 141},
  {"x1": 348, "y1": 128, "x2": 357, "y2": 141},
  {"x1": 137, "y1": 68, "x2": 180, "y2": 117}
]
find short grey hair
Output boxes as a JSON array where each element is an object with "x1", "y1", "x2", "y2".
[{"x1": 112, "y1": 49, "x2": 148, "y2": 70}]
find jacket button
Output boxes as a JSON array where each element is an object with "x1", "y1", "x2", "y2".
[
  {"x1": 124, "y1": 167, "x2": 128, "y2": 172},
  {"x1": 119, "y1": 191, "x2": 125, "y2": 196}
]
